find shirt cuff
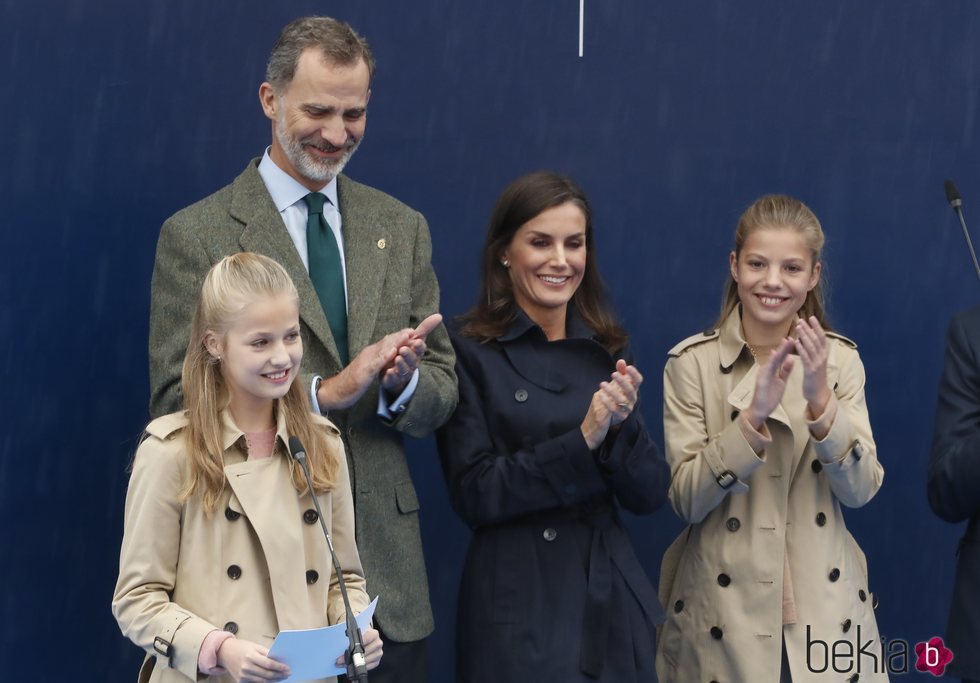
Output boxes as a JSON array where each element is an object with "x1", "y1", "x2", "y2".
[
  {"x1": 377, "y1": 368, "x2": 419, "y2": 419},
  {"x1": 198, "y1": 630, "x2": 234, "y2": 676},
  {"x1": 311, "y1": 375, "x2": 323, "y2": 416}
]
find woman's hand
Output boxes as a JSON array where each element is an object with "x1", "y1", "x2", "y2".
[
  {"x1": 335, "y1": 627, "x2": 384, "y2": 671},
  {"x1": 743, "y1": 338, "x2": 795, "y2": 431},
  {"x1": 581, "y1": 360, "x2": 642, "y2": 450},
  {"x1": 216, "y1": 638, "x2": 290, "y2": 682},
  {"x1": 794, "y1": 316, "x2": 831, "y2": 417}
]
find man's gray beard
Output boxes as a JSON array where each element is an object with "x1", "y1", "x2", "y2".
[{"x1": 276, "y1": 116, "x2": 361, "y2": 184}]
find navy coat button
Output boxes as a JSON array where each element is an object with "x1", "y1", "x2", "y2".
[
  {"x1": 843, "y1": 618, "x2": 852, "y2": 633},
  {"x1": 674, "y1": 599, "x2": 684, "y2": 613},
  {"x1": 223, "y1": 621, "x2": 238, "y2": 634},
  {"x1": 829, "y1": 568, "x2": 840, "y2": 582},
  {"x1": 816, "y1": 512, "x2": 827, "y2": 527},
  {"x1": 717, "y1": 573, "x2": 731, "y2": 587},
  {"x1": 811, "y1": 459, "x2": 823, "y2": 473},
  {"x1": 303, "y1": 509, "x2": 318, "y2": 524},
  {"x1": 726, "y1": 517, "x2": 741, "y2": 532},
  {"x1": 542, "y1": 527, "x2": 557, "y2": 541},
  {"x1": 730, "y1": 410, "x2": 739, "y2": 421},
  {"x1": 225, "y1": 507, "x2": 241, "y2": 521},
  {"x1": 710, "y1": 626, "x2": 723, "y2": 640},
  {"x1": 859, "y1": 589, "x2": 867, "y2": 602},
  {"x1": 515, "y1": 389, "x2": 528, "y2": 402},
  {"x1": 306, "y1": 569, "x2": 319, "y2": 585},
  {"x1": 227, "y1": 564, "x2": 242, "y2": 580}
]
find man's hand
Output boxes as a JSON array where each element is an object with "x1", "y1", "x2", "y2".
[
  {"x1": 379, "y1": 313, "x2": 443, "y2": 396},
  {"x1": 317, "y1": 328, "x2": 415, "y2": 411}
]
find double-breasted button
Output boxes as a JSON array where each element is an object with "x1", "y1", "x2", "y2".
[
  {"x1": 673, "y1": 600, "x2": 684, "y2": 613},
  {"x1": 842, "y1": 618, "x2": 852, "y2": 633},
  {"x1": 811, "y1": 459, "x2": 823, "y2": 473},
  {"x1": 225, "y1": 507, "x2": 241, "y2": 521},
  {"x1": 730, "y1": 410, "x2": 739, "y2": 421},
  {"x1": 306, "y1": 570, "x2": 319, "y2": 585},
  {"x1": 848, "y1": 674, "x2": 859, "y2": 682},
  {"x1": 720, "y1": 364, "x2": 733, "y2": 375},
  {"x1": 515, "y1": 389, "x2": 528, "y2": 403},
  {"x1": 829, "y1": 568, "x2": 840, "y2": 582},
  {"x1": 815, "y1": 512, "x2": 827, "y2": 527},
  {"x1": 227, "y1": 564, "x2": 242, "y2": 580},
  {"x1": 223, "y1": 621, "x2": 238, "y2": 634},
  {"x1": 858, "y1": 589, "x2": 867, "y2": 602},
  {"x1": 542, "y1": 528, "x2": 557, "y2": 542},
  {"x1": 303, "y1": 509, "x2": 319, "y2": 525},
  {"x1": 726, "y1": 517, "x2": 741, "y2": 532},
  {"x1": 710, "y1": 626, "x2": 724, "y2": 640},
  {"x1": 717, "y1": 573, "x2": 731, "y2": 587}
]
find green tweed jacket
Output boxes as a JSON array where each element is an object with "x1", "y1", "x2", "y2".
[{"x1": 148, "y1": 159, "x2": 458, "y2": 642}]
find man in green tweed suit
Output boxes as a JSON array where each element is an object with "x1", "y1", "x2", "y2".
[{"x1": 147, "y1": 17, "x2": 458, "y2": 682}]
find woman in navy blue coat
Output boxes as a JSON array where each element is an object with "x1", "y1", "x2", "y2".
[{"x1": 436, "y1": 171, "x2": 670, "y2": 682}]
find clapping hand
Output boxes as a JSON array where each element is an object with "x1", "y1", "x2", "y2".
[
  {"x1": 794, "y1": 316, "x2": 831, "y2": 417},
  {"x1": 580, "y1": 360, "x2": 643, "y2": 450},
  {"x1": 379, "y1": 313, "x2": 443, "y2": 395}
]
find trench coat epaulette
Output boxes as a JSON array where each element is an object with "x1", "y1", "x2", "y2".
[
  {"x1": 825, "y1": 330, "x2": 858, "y2": 349},
  {"x1": 144, "y1": 411, "x2": 190, "y2": 441},
  {"x1": 667, "y1": 329, "x2": 720, "y2": 357}
]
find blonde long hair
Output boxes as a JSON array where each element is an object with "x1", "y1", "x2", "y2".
[
  {"x1": 715, "y1": 194, "x2": 831, "y2": 331},
  {"x1": 180, "y1": 253, "x2": 339, "y2": 514}
]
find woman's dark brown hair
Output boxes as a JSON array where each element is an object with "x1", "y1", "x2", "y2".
[{"x1": 460, "y1": 171, "x2": 628, "y2": 353}]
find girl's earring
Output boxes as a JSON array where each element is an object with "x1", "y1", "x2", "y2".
[{"x1": 502, "y1": 259, "x2": 510, "y2": 268}]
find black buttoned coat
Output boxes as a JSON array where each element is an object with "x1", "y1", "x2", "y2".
[
  {"x1": 928, "y1": 304, "x2": 980, "y2": 680},
  {"x1": 436, "y1": 311, "x2": 670, "y2": 683}
]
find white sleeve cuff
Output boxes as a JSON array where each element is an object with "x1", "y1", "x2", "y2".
[
  {"x1": 310, "y1": 375, "x2": 323, "y2": 416},
  {"x1": 377, "y1": 369, "x2": 419, "y2": 419}
]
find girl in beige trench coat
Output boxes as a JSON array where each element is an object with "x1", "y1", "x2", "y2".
[
  {"x1": 113, "y1": 254, "x2": 383, "y2": 683},
  {"x1": 657, "y1": 196, "x2": 887, "y2": 683}
]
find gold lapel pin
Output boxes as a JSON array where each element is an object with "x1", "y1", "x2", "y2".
[{"x1": 377, "y1": 238, "x2": 386, "y2": 249}]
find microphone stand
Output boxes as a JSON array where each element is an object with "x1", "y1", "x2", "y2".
[
  {"x1": 945, "y1": 179, "x2": 980, "y2": 281},
  {"x1": 289, "y1": 437, "x2": 369, "y2": 682}
]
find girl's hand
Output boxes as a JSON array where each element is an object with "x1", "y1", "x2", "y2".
[
  {"x1": 795, "y1": 316, "x2": 831, "y2": 417},
  {"x1": 216, "y1": 638, "x2": 290, "y2": 682},
  {"x1": 335, "y1": 627, "x2": 384, "y2": 671},
  {"x1": 581, "y1": 360, "x2": 642, "y2": 449},
  {"x1": 744, "y1": 338, "x2": 795, "y2": 430}
]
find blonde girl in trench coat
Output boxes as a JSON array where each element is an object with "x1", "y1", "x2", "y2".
[
  {"x1": 657, "y1": 196, "x2": 887, "y2": 683},
  {"x1": 113, "y1": 254, "x2": 383, "y2": 683}
]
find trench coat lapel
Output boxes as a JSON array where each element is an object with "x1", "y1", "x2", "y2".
[
  {"x1": 338, "y1": 174, "x2": 389, "y2": 357},
  {"x1": 231, "y1": 162, "x2": 341, "y2": 367}
]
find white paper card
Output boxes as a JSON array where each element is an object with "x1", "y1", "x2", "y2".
[{"x1": 268, "y1": 596, "x2": 378, "y2": 682}]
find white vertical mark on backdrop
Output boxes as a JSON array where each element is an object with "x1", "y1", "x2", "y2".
[{"x1": 579, "y1": 0, "x2": 585, "y2": 57}]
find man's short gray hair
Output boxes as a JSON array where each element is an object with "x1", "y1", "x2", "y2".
[{"x1": 266, "y1": 16, "x2": 375, "y2": 90}]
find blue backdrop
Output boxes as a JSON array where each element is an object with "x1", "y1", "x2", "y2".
[{"x1": 2, "y1": 1, "x2": 978, "y2": 680}]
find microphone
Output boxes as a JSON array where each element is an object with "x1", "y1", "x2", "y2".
[
  {"x1": 943, "y1": 179, "x2": 980, "y2": 281},
  {"x1": 288, "y1": 436, "x2": 369, "y2": 682}
]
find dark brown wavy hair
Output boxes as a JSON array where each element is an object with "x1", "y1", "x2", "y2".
[{"x1": 459, "y1": 171, "x2": 628, "y2": 353}]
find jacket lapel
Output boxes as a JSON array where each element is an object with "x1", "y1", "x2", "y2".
[
  {"x1": 231, "y1": 162, "x2": 342, "y2": 367},
  {"x1": 337, "y1": 175, "x2": 389, "y2": 356}
]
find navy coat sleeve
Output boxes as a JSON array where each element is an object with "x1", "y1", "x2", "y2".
[
  {"x1": 437, "y1": 330, "x2": 669, "y2": 529},
  {"x1": 928, "y1": 307, "x2": 980, "y2": 523}
]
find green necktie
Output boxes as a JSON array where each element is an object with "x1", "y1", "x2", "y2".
[{"x1": 304, "y1": 192, "x2": 349, "y2": 365}]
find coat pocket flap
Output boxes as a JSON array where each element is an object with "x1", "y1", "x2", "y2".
[{"x1": 395, "y1": 481, "x2": 420, "y2": 514}]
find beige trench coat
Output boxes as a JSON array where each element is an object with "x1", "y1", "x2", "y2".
[
  {"x1": 112, "y1": 410, "x2": 369, "y2": 683},
  {"x1": 657, "y1": 309, "x2": 887, "y2": 683}
]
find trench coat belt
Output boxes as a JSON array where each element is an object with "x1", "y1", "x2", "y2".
[{"x1": 566, "y1": 496, "x2": 650, "y2": 678}]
